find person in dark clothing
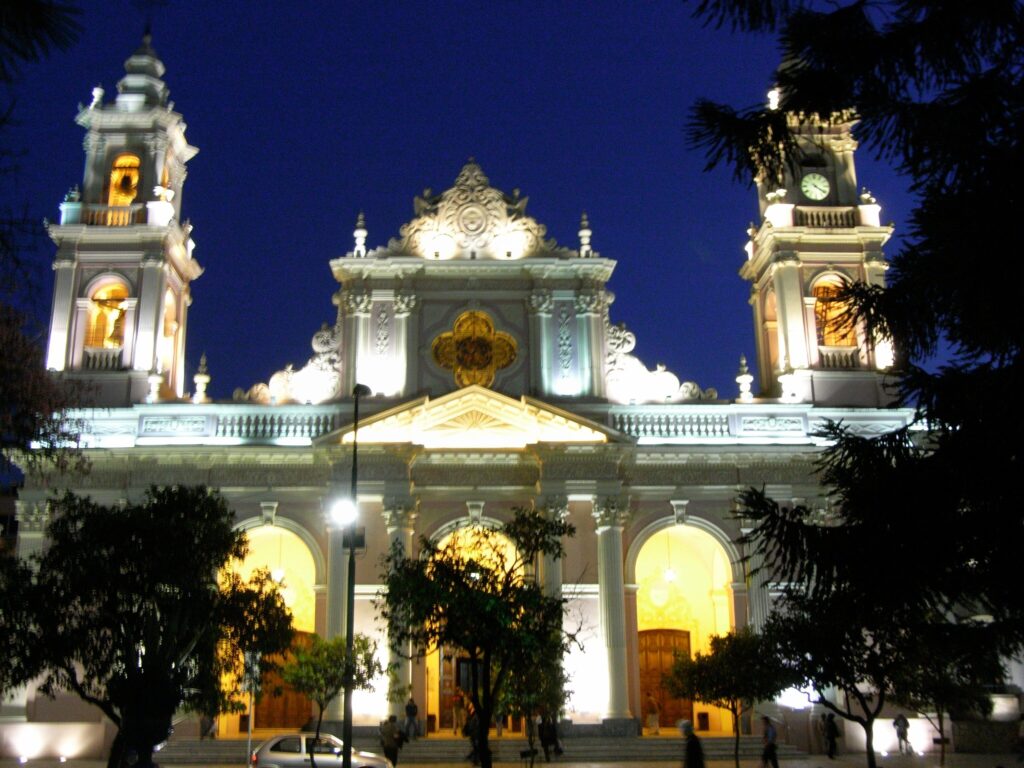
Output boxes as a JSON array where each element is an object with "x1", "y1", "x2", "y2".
[
  {"x1": 464, "y1": 709, "x2": 480, "y2": 765},
  {"x1": 404, "y1": 696, "x2": 419, "y2": 742},
  {"x1": 825, "y1": 713, "x2": 839, "y2": 759},
  {"x1": 761, "y1": 716, "x2": 779, "y2": 768},
  {"x1": 679, "y1": 720, "x2": 705, "y2": 768},
  {"x1": 538, "y1": 716, "x2": 559, "y2": 762},
  {"x1": 380, "y1": 714, "x2": 402, "y2": 767}
]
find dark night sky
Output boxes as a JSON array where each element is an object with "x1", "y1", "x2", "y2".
[{"x1": 8, "y1": 1, "x2": 912, "y2": 401}]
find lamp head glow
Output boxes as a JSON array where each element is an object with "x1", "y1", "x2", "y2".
[{"x1": 330, "y1": 498, "x2": 358, "y2": 528}]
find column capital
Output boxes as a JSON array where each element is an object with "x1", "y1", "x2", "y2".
[
  {"x1": 15, "y1": 500, "x2": 50, "y2": 534},
  {"x1": 592, "y1": 496, "x2": 630, "y2": 530},
  {"x1": 537, "y1": 494, "x2": 569, "y2": 520},
  {"x1": 382, "y1": 498, "x2": 418, "y2": 533}
]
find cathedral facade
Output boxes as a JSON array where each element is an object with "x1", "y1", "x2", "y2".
[{"x1": 5, "y1": 38, "x2": 915, "y2": 758}]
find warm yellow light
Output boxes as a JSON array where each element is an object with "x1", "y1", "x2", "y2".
[
  {"x1": 421, "y1": 230, "x2": 457, "y2": 259},
  {"x1": 663, "y1": 567, "x2": 677, "y2": 583}
]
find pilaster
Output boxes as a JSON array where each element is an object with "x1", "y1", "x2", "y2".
[{"x1": 383, "y1": 499, "x2": 418, "y2": 716}]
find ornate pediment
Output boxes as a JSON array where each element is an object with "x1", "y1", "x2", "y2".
[
  {"x1": 326, "y1": 385, "x2": 615, "y2": 449},
  {"x1": 381, "y1": 160, "x2": 572, "y2": 260}
]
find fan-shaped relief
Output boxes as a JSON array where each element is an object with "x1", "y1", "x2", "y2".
[
  {"x1": 386, "y1": 160, "x2": 567, "y2": 260},
  {"x1": 234, "y1": 322, "x2": 343, "y2": 404}
]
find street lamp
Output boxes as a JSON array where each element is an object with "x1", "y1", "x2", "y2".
[{"x1": 342, "y1": 383, "x2": 371, "y2": 768}]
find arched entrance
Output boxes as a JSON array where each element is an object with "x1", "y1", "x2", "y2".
[
  {"x1": 634, "y1": 523, "x2": 735, "y2": 733},
  {"x1": 424, "y1": 521, "x2": 521, "y2": 735},
  {"x1": 226, "y1": 524, "x2": 318, "y2": 733}
]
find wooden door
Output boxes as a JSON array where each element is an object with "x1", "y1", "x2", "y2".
[
  {"x1": 255, "y1": 631, "x2": 314, "y2": 729},
  {"x1": 638, "y1": 629, "x2": 692, "y2": 727}
]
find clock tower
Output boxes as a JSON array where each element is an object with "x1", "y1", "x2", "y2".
[
  {"x1": 45, "y1": 35, "x2": 201, "y2": 406},
  {"x1": 741, "y1": 101, "x2": 894, "y2": 405}
]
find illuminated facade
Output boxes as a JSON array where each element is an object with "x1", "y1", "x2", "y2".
[{"x1": 5, "y1": 38, "x2": 917, "y2": 759}]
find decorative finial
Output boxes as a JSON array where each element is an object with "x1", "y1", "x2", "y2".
[
  {"x1": 64, "y1": 185, "x2": 81, "y2": 203},
  {"x1": 578, "y1": 211, "x2": 593, "y2": 258},
  {"x1": 736, "y1": 354, "x2": 754, "y2": 403},
  {"x1": 859, "y1": 187, "x2": 877, "y2": 204},
  {"x1": 353, "y1": 211, "x2": 367, "y2": 257},
  {"x1": 90, "y1": 85, "x2": 104, "y2": 108},
  {"x1": 767, "y1": 87, "x2": 781, "y2": 111},
  {"x1": 193, "y1": 354, "x2": 211, "y2": 404}
]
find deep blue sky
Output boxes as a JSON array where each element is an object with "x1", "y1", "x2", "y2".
[{"x1": 9, "y1": 1, "x2": 911, "y2": 400}]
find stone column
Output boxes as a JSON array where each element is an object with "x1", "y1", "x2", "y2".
[
  {"x1": 740, "y1": 517, "x2": 770, "y2": 631},
  {"x1": 537, "y1": 495, "x2": 568, "y2": 598},
  {"x1": 593, "y1": 496, "x2": 632, "y2": 726},
  {"x1": 575, "y1": 289, "x2": 607, "y2": 398},
  {"x1": 340, "y1": 288, "x2": 372, "y2": 394},
  {"x1": 132, "y1": 258, "x2": 166, "y2": 375},
  {"x1": 324, "y1": 502, "x2": 356, "y2": 721},
  {"x1": 771, "y1": 258, "x2": 808, "y2": 370},
  {"x1": 383, "y1": 500, "x2": 418, "y2": 716}
]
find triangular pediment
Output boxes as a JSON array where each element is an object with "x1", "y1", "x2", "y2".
[{"x1": 326, "y1": 385, "x2": 615, "y2": 449}]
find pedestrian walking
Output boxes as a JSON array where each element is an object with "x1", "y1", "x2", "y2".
[
  {"x1": 404, "y1": 696, "x2": 419, "y2": 742},
  {"x1": 380, "y1": 714, "x2": 403, "y2": 767},
  {"x1": 538, "y1": 715, "x2": 559, "y2": 762},
  {"x1": 679, "y1": 720, "x2": 705, "y2": 768},
  {"x1": 893, "y1": 713, "x2": 910, "y2": 754},
  {"x1": 645, "y1": 692, "x2": 661, "y2": 735},
  {"x1": 824, "y1": 713, "x2": 839, "y2": 759},
  {"x1": 453, "y1": 690, "x2": 467, "y2": 735},
  {"x1": 761, "y1": 716, "x2": 780, "y2": 768}
]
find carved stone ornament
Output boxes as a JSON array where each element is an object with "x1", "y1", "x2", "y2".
[
  {"x1": 236, "y1": 322, "x2": 343, "y2": 404},
  {"x1": 528, "y1": 289, "x2": 554, "y2": 315},
  {"x1": 603, "y1": 314, "x2": 717, "y2": 404},
  {"x1": 592, "y1": 496, "x2": 631, "y2": 529},
  {"x1": 431, "y1": 310, "x2": 517, "y2": 388},
  {"x1": 15, "y1": 501, "x2": 51, "y2": 533},
  {"x1": 394, "y1": 292, "x2": 418, "y2": 316},
  {"x1": 382, "y1": 499, "x2": 418, "y2": 532},
  {"x1": 342, "y1": 289, "x2": 372, "y2": 316},
  {"x1": 573, "y1": 290, "x2": 606, "y2": 315},
  {"x1": 538, "y1": 495, "x2": 570, "y2": 521},
  {"x1": 387, "y1": 160, "x2": 569, "y2": 260}
]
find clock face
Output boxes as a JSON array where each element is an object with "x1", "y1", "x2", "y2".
[{"x1": 801, "y1": 172, "x2": 831, "y2": 201}]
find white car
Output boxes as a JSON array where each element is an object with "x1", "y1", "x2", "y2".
[{"x1": 250, "y1": 732, "x2": 392, "y2": 768}]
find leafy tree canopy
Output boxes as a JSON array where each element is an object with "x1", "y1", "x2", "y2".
[
  {"x1": 665, "y1": 628, "x2": 796, "y2": 768},
  {"x1": 282, "y1": 633, "x2": 383, "y2": 747},
  {"x1": 379, "y1": 507, "x2": 575, "y2": 768},
  {"x1": 0, "y1": 486, "x2": 293, "y2": 768}
]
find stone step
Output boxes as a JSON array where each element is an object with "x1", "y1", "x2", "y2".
[{"x1": 156, "y1": 735, "x2": 804, "y2": 764}]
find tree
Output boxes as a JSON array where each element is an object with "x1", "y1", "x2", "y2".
[
  {"x1": 664, "y1": 628, "x2": 795, "y2": 768},
  {"x1": 689, "y1": 2, "x2": 1024, "y2": 763},
  {"x1": 282, "y1": 633, "x2": 383, "y2": 760},
  {"x1": 0, "y1": 1, "x2": 84, "y2": 489},
  {"x1": 379, "y1": 507, "x2": 576, "y2": 768},
  {"x1": 0, "y1": 486, "x2": 293, "y2": 768},
  {"x1": 498, "y1": 628, "x2": 570, "y2": 767}
]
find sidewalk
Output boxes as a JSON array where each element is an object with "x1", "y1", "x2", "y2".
[{"x1": 2, "y1": 754, "x2": 1019, "y2": 768}]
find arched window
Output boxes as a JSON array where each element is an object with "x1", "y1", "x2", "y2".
[
  {"x1": 107, "y1": 153, "x2": 141, "y2": 207},
  {"x1": 85, "y1": 283, "x2": 129, "y2": 348},
  {"x1": 813, "y1": 279, "x2": 856, "y2": 347}
]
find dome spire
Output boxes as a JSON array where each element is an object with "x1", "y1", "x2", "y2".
[{"x1": 117, "y1": 31, "x2": 169, "y2": 108}]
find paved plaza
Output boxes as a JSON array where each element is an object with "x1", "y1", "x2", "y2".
[{"x1": 2, "y1": 755, "x2": 1019, "y2": 768}]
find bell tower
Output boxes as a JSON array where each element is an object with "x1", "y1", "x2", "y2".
[
  {"x1": 46, "y1": 34, "x2": 201, "y2": 406},
  {"x1": 740, "y1": 100, "x2": 894, "y2": 406}
]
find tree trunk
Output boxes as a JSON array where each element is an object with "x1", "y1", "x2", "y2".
[
  {"x1": 863, "y1": 718, "x2": 877, "y2": 768},
  {"x1": 732, "y1": 709, "x2": 741, "y2": 768}
]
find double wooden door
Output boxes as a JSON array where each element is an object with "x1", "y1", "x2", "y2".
[{"x1": 638, "y1": 629, "x2": 692, "y2": 727}]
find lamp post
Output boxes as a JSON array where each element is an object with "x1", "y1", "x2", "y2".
[{"x1": 342, "y1": 383, "x2": 370, "y2": 768}]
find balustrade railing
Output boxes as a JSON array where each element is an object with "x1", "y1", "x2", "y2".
[
  {"x1": 82, "y1": 346, "x2": 123, "y2": 370},
  {"x1": 794, "y1": 206, "x2": 858, "y2": 228},
  {"x1": 215, "y1": 410, "x2": 340, "y2": 440},
  {"x1": 818, "y1": 346, "x2": 861, "y2": 369},
  {"x1": 608, "y1": 409, "x2": 731, "y2": 439}
]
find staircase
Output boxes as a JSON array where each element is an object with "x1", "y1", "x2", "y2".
[{"x1": 155, "y1": 734, "x2": 805, "y2": 764}]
